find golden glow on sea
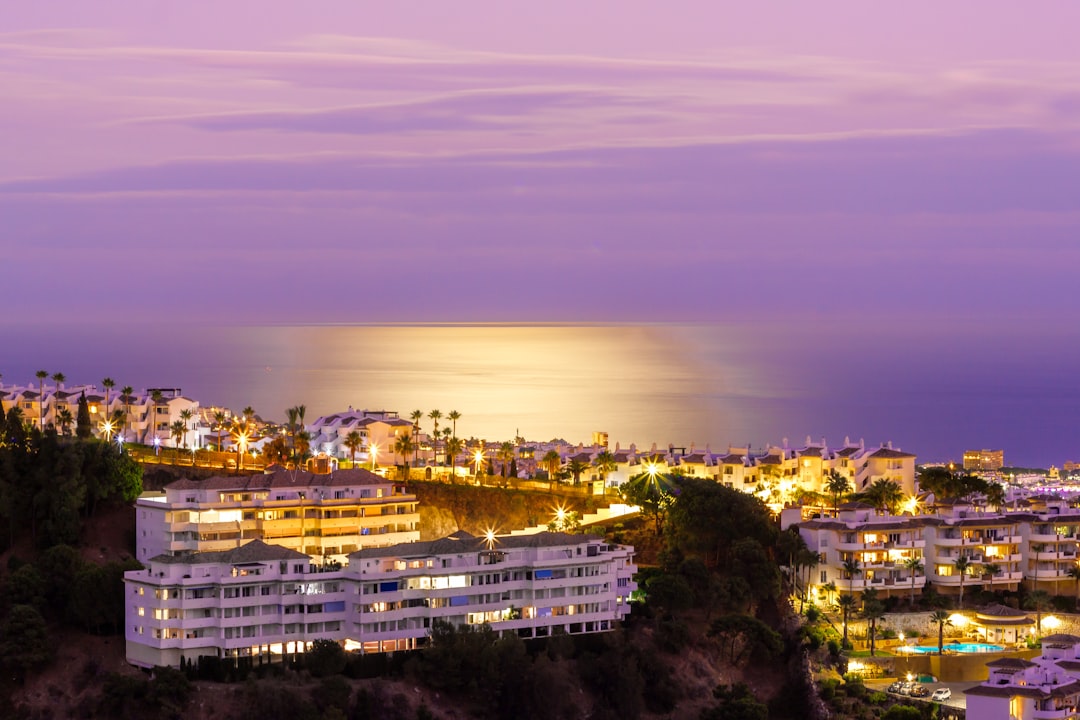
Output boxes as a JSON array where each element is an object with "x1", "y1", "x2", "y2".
[{"x1": 235, "y1": 324, "x2": 780, "y2": 447}]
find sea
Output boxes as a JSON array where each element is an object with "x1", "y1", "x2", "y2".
[{"x1": 4, "y1": 321, "x2": 1079, "y2": 466}]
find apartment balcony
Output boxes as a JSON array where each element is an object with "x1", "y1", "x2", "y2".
[
  {"x1": 1031, "y1": 707, "x2": 1077, "y2": 720},
  {"x1": 887, "y1": 539, "x2": 926, "y2": 549}
]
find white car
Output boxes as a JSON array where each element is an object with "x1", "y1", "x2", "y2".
[{"x1": 931, "y1": 688, "x2": 952, "y2": 702}]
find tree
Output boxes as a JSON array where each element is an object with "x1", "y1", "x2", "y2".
[
  {"x1": 447, "y1": 410, "x2": 461, "y2": 440},
  {"x1": 1032, "y1": 542, "x2": 1046, "y2": 595},
  {"x1": 393, "y1": 434, "x2": 413, "y2": 480},
  {"x1": 825, "y1": 469, "x2": 851, "y2": 516},
  {"x1": 542, "y1": 450, "x2": 562, "y2": 489},
  {"x1": 50, "y1": 373, "x2": 66, "y2": 431},
  {"x1": 984, "y1": 562, "x2": 1001, "y2": 599},
  {"x1": 213, "y1": 410, "x2": 227, "y2": 451},
  {"x1": 930, "y1": 609, "x2": 952, "y2": 654},
  {"x1": 35, "y1": 369, "x2": 48, "y2": 429},
  {"x1": 101, "y1": 377, "x2": 115, "y2": 434},
  {"x1": 1069, "y1": 564, "x2": 1080, "y2": 610},
  {"x1": 566, "y1": 457, "x2": 588, "y2": 484},
  {"x1": 344, "y1": 430, "x2": 362, "y2": 466},
  {"x1": 843, "y1": 556, "x2": 862, "y2": 596},
  {"x1": 76, "y1": 392, "x2": 92, "y2": 439},
  {"x1": 428, "y1": 410, "x2": 441, "y2": 463},
  {"x1": 594, "y1": 450, "x2": 616, "y2": 485},
  {"x1": 410, "y1": 410, "x2": 423, "y2": 466},
  {"x1": 120, "y1": 385, "x2": 134, "y2": 438},
  {"x1": 57, "y1": 407, "x2": 74, "y2": 437},
  {"x1": 882, "y1": 706, "x2": 923, "y2": 720},
  {"x1": 863, "y1": 478, "x2": 903, "y2": 514},
  {"x1": 622, "y1": 470, "x2": 679, "y2": 536},
  {"x1": 0, "y1": 604, "x2": 53, "y2": 680},
  {"x1": 708, "y1": 615, "x2": 783, "y2": 666},
  {"x1": 179, "y1": 408, "x2": 193, "y2": 448},
  {"x1": 305, "y1": 639, "x2": 346, "y2": 678},
  {"x1": 446, "y1": 436, "x2": 464, "y2": 482},
  {"x1": 1025, "y1": 590, "x2": 1052, "y2": 639},
  {"x1": 837, "y1": 594, "x2": 856, "y2": 647},
  {"x1": 954, "y1": 555, "x2": 972, "y2": 608},
  {"x1": 170, "y1": 420, "x2": 185, "y2": 450},
  {"x1": 861, "y1": 588, "x2": 886, "y2": 656},
  {"x1": 903, "y1": 556, "x2": 924, "y2": 608}
]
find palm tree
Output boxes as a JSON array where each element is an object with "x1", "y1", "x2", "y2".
[
  {"x1": 428, "y1": 410, "x2": 442, "y2": 463},
  {"x1": 797, "y1": 548, "x2": 819, "y2": 613},
  {"x1": 214, "y1": 411, "x2": 227, "y2": 451},
  {"x1": 1025, "y1": 590, "x2": 1052, "y2": 640},
  {"x1": 50, "y1": 373, "x2": 65, "y2": 426},
  {"x1": 838, "y1": 594, "x2": 856, "y2": 648},
  {"x1": 984, "y1": 562, "x2": 1001, "y2": 599},
  {"x1": 446, "y1": 436, "x2": 464, "y2": 482},
  {"x1": 497, "y1": 442, "x2": 515, "y2": 478},
  {"x1": 567, "y1": 457, "x2": 588, "y2": 485},
  {"x1": 954, "y1": 555, "x2": 972, "y2": 608},
  {"x1": 170, "y1": 419, "x2": 185, "y2": 451},
  {"x1": 57, "y1": 408, "x2": 74, "y2": 437},
  {"x1": 179, "y1": 408, "x2": 193, "y2": 448},
  {"x1": 1032, "y1": 542, "x2": 1046, "y2": 594},
  {"x1": 447, "y1": 410, "x2": 461, "y2": 440},
  {"x1": 344, "y1": 430, "x2": 362, "y2": 467},
  {"x1": 594, "y1": 450, "x2": 617, "y2": 486},
  {"x1": 903, "y1": 556, "x2": 924, "y2": 607},
  {"x1": 1068, "y1": 564, "x2": 1080, "y2": 610},
  {"x1": 102, "y1": 377, "x2": 115, "y2": 428},
  {"x1": 151, "y1": 390, "x2": 164, "y2": 445},
  {"x1": 393, "y1": 434, "x2": 414, "y2": 481},
  {"x1": 843, "y1": 556, "x2": 862, "y2": 596},
  {"x1": 35, "y1": 370, "x2": 48, "y2": 429},
  {"x1": 930, "y1": 609, "x2": 953, "y2": 654},
  {"x1": 120, "y1": 385, "x2": 134, "y2": 438},
  {"x1": 862, "y1": 588, "x2": 885, "y2": 656},
  {"x1": 243, "y1": 406, "x2": 254, "y2": 422},
  {"x1": 542, "y1": 450, "x2": 562, "y2": 490},
  {"x1": 410, "y1": 410, "x2": 423, "y2": 466},
  {"x1": 864, "y1": 478, "x2": 903, "y2": 515},
  {"x1": 825, "y1": 469, "x2": 851, "y2": 517}
]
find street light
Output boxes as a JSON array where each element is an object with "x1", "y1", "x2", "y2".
[{"x1": 370, "y1": 442, "x2": 379, "y2": 471}]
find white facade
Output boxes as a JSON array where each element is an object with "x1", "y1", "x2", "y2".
[
  {"x1": 125, "y1": 531, "x2": 637, "y2": 669},
  {"x1": 966, "y1": 635, "x2": 1080, "y2": 719},
  {"x1": 135, "y1": 467, "x2": 420, "y2": 564}
]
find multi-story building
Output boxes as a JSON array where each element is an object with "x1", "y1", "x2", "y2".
[
  {"x1": 966, "y1": 634, "x2": 1080, "y2": 719},
  {"x1": 306, "y1": 409, "x2": 418, "y2": 466},
  {"x1": 124, "y1": 531, "x2": 636, "y2": 669},
  {"x1": 783, "y1": 499, "x2": 1080, "y2": 600},
  {"x1": 135, "y1": 467, "x2": 420, "y2": 564},
  {"x1": 964, "y1": 449, "x2": 1005, "y2": 472}
]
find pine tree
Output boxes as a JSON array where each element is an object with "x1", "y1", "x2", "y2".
[{"x1": 76, "y1": 393, "x2": 92, "y2": 439}]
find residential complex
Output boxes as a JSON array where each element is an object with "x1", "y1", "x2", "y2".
[
  {"x1": 966, "y1": 634, "x2": 1080, "y2": 719},
  {"x1": 135, "y1": 467, "x2": 420, "y2": 564},
  {"x1": 785, "y1": 495, "x2": 1080, "y2": 602},
  {"x1": 124, "y1": 531, "x2": 637, "y2": 669}
]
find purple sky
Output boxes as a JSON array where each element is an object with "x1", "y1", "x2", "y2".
[{"x1": 3, "y1": 3, "x2": 1080, "y2": 463}]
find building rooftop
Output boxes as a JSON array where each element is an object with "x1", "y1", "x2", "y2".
[
  {"x1": 165, "y1": 466, "x2": 393, "y2": 493},
  {"x1": 149, "y1": 539, "x2": 309, "y2": 565},
  {"x1": 350, "y1": 530, "x2": 604, "y2": 560}
]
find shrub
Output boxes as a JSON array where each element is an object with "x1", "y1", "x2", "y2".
[{"x1": 805, "y1": 605, "x2": 821, "y2": 623}]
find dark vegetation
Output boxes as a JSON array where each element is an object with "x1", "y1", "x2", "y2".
[{"x1": 0, "y1": 407, "x2": 143, "y2": 700}]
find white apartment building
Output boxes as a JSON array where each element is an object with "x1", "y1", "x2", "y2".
[
  {"x1": 0, "y1": 381, "x2": 199, "y2": 447},
  {"x1": 306, "y1": 409, "x2": 419, "y2": 465},
  {"x1": 124, "y1": 531, "x2": 637, "y2": 669},
  {"x1": 785, "y1": 498, "x2": 1080, "y2": 601},
  {"x1": 966, "y1": 634, "x2": 1080, "y2": 719},
  {"x1": 135, "y1": 467, "x2": 420, "y2": 564}
]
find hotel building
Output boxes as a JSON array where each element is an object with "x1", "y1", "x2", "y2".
[
  {"x1": 124, "y1": 531, "x2": 636, "y2": 669},
  {"x1": 966, "y1": 634, "x2": 1080, "y2": 719},
  {"x1": 135, "y1": 467, "x2": 420, "y2": 564},
  {"x1": 964, "y1": 449, "x2": 1006, "y2": 472}
]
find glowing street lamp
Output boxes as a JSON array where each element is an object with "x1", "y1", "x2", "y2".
[
  {"x1": 370, "y1": 442, "x2": 379, "y2": 470},
  {"x1": 484, "y1": 527, "x2": 498, "y2": 551},
  {"x1": 101, "y1": 419, "x2": 114, "y2": 442},
  {"x1": 473, "y1": 449, "x2": 485, "y2": 475},
  {"x1": 154, "y1": 436, "x2": 161, "y2": 456}
]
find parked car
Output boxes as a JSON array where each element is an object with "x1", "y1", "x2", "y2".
[
  {"x1": 911, "y1": 685, "x2": 930, "y2": 698},
  {"x1": 898, "y1": 682, "x2": 914, "y2": 695},
  {"x1": 887, "y1": 681, "x2": 903, "y2": 694},
  {"x1": 931, "y1": 687, "x2": 952, "y2": 701}
]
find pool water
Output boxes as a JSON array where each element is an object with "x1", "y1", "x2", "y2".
[{"x1": 901, "y1": 643, "x2": 1004, "y2": 654}]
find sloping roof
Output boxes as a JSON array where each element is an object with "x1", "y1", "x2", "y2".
[
  {"x1": 977, "y1": 603, "x2": 1030, "y2": 618},
  {"x1": 165, "y1": 466, "x2": 390, "y2": 492},
  {"x1": 798, "y1": 447, "x2": 824, "y2": 458},
  {"x1": 150, "y1": 539, "x2": 308, "y2": 565},
  {"x1": 1041, "y1": 633, "x2": 1080, "y2": 646},
  {"x1": 867, "y1": 447, "x2": 917, "y2": 459},
  {"x1": 350, "y1": 530, "x2": 601, "y2": 560},
  {"x1": 985, "y1": 658, "x2": 1037, "y2": 669},
  {"x1": 967, "y1": 679, "x2": 1080, "y2": 700}
]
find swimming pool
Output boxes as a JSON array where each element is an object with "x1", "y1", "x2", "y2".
[{"x1": 899, "y1": 643, "x2": 1004, "y2": 654}]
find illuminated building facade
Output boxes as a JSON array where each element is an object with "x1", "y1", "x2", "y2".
[
  {"x1": 124, "y1": 531, "x2": 636, "y2": 669},
  {"x1": 966, "y1": 635, "x2": 1080, "y2": 719},
  {"x1": 964, "y1": 449, "x2": 1005, "y2": 472},
  {"x1": 135, "y1": 467, "x2": 419, "y2": 564}
]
